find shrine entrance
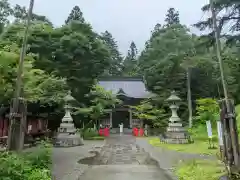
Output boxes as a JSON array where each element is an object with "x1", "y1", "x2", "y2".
[{"x1": 112, "y1": 110, "x2": 130, "y2": 128}]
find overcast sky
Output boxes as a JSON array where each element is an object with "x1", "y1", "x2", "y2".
[{"x1": 9, "y1": 0, "x2": 209, "y2": 55}]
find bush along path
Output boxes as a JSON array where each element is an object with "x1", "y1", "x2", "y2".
[
  {"x1": 0, "y1": 141, "x2": 52, "y2": 180},
  {"x1": 136, "y1": 137, "x2": 226, "y2": 180}
]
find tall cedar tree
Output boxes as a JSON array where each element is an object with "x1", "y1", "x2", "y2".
[
  {"x1": 65, "y1": 6, "x2": 85, "y2": 24},
  {"x1": 101, "y1": 31, "x2": 123, "y2": 76},
  {"x1": 122, "y1": 41, "x2": 139, "y2": 76},
  {"x1": 164, "y1": 7, "x2": 180, "y2": 27}
]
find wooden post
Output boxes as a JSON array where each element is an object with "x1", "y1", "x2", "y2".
[
  {"x1": 110, "y1": 111, "x2": 112, "y2": 128},
  {"x1": 7, "y1": 98, "x2": 27, "y2": 151},
  {"x1": 220, "y1": 99, "x2": 240, "y2": 174},
  {"x1": 129, "y1": 109, "x2": 132, "y2": 128},
  {"x1": 7, "y1": 0, "x2": 34, "y2": 151}
]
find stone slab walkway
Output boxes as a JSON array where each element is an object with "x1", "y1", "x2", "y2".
[
  {"x1": 79, "y1": 134, "x2": 172, "y2": 180},
  {"x1": 52, "y1": 140, "x2": 105, "y2": 180}
]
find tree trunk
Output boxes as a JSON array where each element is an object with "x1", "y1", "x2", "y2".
[{"x1": 187, "y1": 68, "x2": 193, "y2": 128}]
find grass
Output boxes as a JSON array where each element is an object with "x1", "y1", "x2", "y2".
[
  {"x1": 149, "y1": 137, "x2": 218, "y2": 155},
  {"x1": 84, "y1": 136, "x2": 105, "y2": 140},
  {"x1": 176, "y1": 159, "x2": 226, "y2": 180},
  {"x1": 149, "y1": 124, "x2": 221, "y2": 155},
  {"x1": 148, "y1": 125, "x2": 226, "y2": 180}
]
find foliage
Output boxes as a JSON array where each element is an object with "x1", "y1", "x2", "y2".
[
  {"x1": 195, "y1": 98, "x2": 220, "y2": 124},
  {"x1": 122, "y1": 41, "x2": 139, "y2": 76},
  {"x1": 235, "y1": 104, "x2": 240, "y2": 133},
  {"x1": 0, "y1": 50, "x2": 68, "y2": 105},
  {"x1": 12, "y1": 4, "x2": 52, "y2": 25},
  {"x1": 0, "y1": 0, "x2": 13, "y2": 26},
  {"x1": 131, "y1": 100, "x2": 169, "y2": 129},
  {"x1": 194, "y1": 0, "x2": 240, "y2": 46},
  {"x1": 81, "y1": 128, "x2": 99, "y2": 139},
  {"x1": 76, "y1": 84, "x2": 121, "y2": 122},
  {"x1": 22, "y1": 141, "x2": 52, "y2": 169},
  {"x1": 176, "y1": 159, "x2": 225, "y2": 180},
  {"x1": 100, "y1": 30, "x2": 123, "y2": 76},
  {"x1": 65, "y1": 5, "x2": 85, "y2": 24},
  {"x1": 164, "y1": 7, "x2": 180, "y2": 27},
  {"x1": 0, "y1": 141, "x2": 51, "y2": 180},
  {"x1": 27, "y1": 20, "x2": 111, "y2": 101}
]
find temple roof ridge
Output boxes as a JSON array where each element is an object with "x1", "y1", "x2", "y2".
[{"x1": 98, "y1": 77, "x2": 154, "y2": 99}]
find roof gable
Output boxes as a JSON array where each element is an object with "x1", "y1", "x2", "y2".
[{"x1": 98, "y1": 77, "x2": 152, "y2": 98}]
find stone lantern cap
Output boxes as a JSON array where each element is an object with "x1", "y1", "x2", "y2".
[
  {"x1": 64, "y1": 91, "x2": 75, "y2": 103},
  {"x1": 166, "y1": 91, "x2": 181, "y2": 102}
]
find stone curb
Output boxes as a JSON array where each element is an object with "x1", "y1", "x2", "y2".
[
  {"x1": 143, "y1": 147, "x2": 178, "y2": 180},
  {"x1": 136, "y1": 138, "x2": 177, "y2": 180}
]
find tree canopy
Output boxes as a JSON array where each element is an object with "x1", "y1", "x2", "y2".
[{"x1": 1, "y1": 2, "x2": 240, "y2": 128}]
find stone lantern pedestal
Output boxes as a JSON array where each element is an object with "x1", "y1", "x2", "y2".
[
  {"x1": 161, "y1": 91, "x2": 189, "y2": 144},
  {"x1": 54, "y1": 92, "x2": 83, "y2": 147}
]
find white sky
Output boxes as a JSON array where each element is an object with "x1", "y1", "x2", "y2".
[{"x1": 9, "y1": 0, "x2": 209, "y2": 54}]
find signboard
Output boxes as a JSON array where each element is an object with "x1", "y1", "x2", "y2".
[
  {"x1": 206, "y1": 120, "x2": 213, "y2": 138},
  {"x1": 217, "y1": 121, "x2": 224, "y2": 146}
]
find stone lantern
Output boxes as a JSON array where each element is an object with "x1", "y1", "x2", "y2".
[
  {"x1": 54, "y1": 91, "x2": 84, "y2": 147},
  {"x1": 162, "y1": 91, "x2": 189, "y2": 144}
]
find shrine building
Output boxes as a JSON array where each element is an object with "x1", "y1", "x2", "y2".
[{"x1": 98, "y1": 77, "x2": 153, "y2": 133}]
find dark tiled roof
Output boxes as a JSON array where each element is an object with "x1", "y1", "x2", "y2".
[{"x1": 98, "y1": 77, "x2": 153, "y2": 98}]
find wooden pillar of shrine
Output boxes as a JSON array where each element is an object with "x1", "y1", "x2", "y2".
[
  {"x1": 110, "y1": 111, "x2": 112, "y2": 128},
  {"x1": 129, "y1": 109, "x2": 132, "y2": 128}
]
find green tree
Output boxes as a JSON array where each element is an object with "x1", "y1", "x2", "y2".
[
  {"x1": 27, "y1": 20, "x2": 110, "y2": 101},
  {"x1": 76, "y1": 84, "x2": 121, "y2": 125},
  {"x1": 164, "y1": 7, "x2": 180, "y2": 27},
  {"x1": 0, "y1": 10, "x2": 111, "y2": 106},
  {"x1": 122, "y1": 41, "x2": 139, "y2": 76},
  {"x1": 65, "y1": 6, "x2": 85, "y2": 24},
  {"x1": 0, "y1": 50, "x2": 68, "y2": 105},
  {"x1": 12, "y1": 4, "x2": 52, "y2": 25},
  {"x1": 138, "y1": 8, "x2": 222, "y2": 126},
  {"x1": 195, "y1": 98, "x2": 220, "y2": 124},
  {"x1": 101, "y1": 30, "x2": 123, "y2": 76},
  {"x1": 0, "y1": 0, "x2": 13, "y2": 33},
  {"x1": 131, "y1": 100, "x2": 169, "y2": 130}
]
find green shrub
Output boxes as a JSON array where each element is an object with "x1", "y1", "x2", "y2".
[
  {"x1": 0, "y1": 151, "x2": 31, "y2": 180},
  {"x1": 22, "y1": 141, "x2": 52, "y2": 169},
  {"x1": 82, "y1": 128, "x2": 99, "y2": 139},
  {"x1": 0, "y1": 141, "x2": 52, "y2": 180},
  {"x1": 195, "y1": 98, "x2": 220, "y2": 124},
  {"x1": 188, "y1": 125, "x2": 218, "y2": 142},
  {"x1": 27, "y1": 169, "x2": 51, "y2": 180}
]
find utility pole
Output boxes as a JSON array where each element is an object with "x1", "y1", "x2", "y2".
[
  {"x1": 7, "y1": 0, "x2": 34, "y2": 151},
  {"x1": 210, "y1": 0, "x2": 240, "y2": 175}
]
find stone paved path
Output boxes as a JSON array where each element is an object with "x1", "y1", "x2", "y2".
[
  {"x1": 79, "y1": 135, "x2": 172, "y2": 180},
  {"x1": 52, "y1": 140, "x2": 104, "y2": 180}
]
